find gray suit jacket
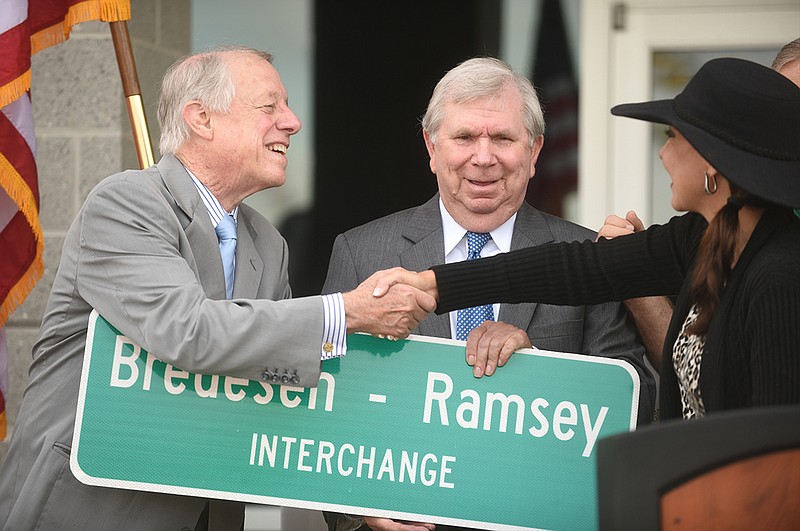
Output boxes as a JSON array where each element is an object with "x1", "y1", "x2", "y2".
[
  {"x1": 0, "y1": 155, "x2": 326, "y2": 530},
  {"x1": 323, "y1": 195, "x2": 654, "y2": 419}
]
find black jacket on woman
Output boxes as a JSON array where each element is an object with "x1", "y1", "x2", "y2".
[{"x1": 432, "y1": 210, "x2": 800, "y2": 420}]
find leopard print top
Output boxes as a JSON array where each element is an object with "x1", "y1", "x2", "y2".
[{"x1": 673, "y1": 304, "x2": 706, "y2": 419}]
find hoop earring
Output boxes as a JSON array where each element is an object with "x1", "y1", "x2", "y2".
[{"x1": 704, "y1": 171, "x2": 718, "y2": 195}]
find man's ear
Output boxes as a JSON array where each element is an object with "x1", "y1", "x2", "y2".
[
  {"x1": 528, "y1": 135, "x2": 544, "y2": 179},
  {"x1": 182, "y1": 101, "x2": 213, "y2": 140},
  {"x1": 423, "y1": 130, "x2": 437, "y2": 174}
]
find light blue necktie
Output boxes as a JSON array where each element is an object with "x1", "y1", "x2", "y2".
[
  {"x1": 455, "y1": 232, "x2": 494, "y2": 340},
  {"x1": 215, "y1": 214, "x2": 237, "y2": 299}
]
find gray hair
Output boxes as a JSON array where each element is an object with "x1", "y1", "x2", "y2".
[
  {"x1": 421, "y1": 57, "x2": 545, "y2": 146},
  {"x1": 772, "y1": 38, "x2": 800, "y2": 71},
  {"x1": 157, "y1": 45, "x2": 274, "y2": 155}
]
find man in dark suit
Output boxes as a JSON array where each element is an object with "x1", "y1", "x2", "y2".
[
  {"x1": 322, "y1": 57, "x2": 653, "y2": 531},
  {"x1": 0, "y1": 46, "x2": 433, "y2": 530}
]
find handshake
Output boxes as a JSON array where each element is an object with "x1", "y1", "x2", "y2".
[
  {"x1": 340, "y1": 268, "x2": 439, "y2": 340},
  {"x1": 341, "y1": 268, "x2": 530, "y2": 379}
]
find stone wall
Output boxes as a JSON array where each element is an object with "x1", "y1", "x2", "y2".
[{"x1": 1, "y1": 0, "x2": 190, "y2": 462}]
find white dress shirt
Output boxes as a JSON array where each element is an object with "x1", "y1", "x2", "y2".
[{"x1": 439, "y1": 198, "x2": 515, "y2": 339}]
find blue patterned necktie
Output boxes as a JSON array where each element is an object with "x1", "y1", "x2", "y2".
[
  {"x1": 455, "y1": 232, "x2": 494, "y2": 340},
  {"x1": 215, "y1": 214, "x2": 237, "y2": 299}
]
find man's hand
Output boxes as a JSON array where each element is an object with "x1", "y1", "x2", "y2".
[
  {"x1": 343, "y1": 270, "x2": 436, "y2": 339},
  {"x1": 370, "y1": 267, "x2": 439, "y2": 302},
  {"x1": 362, "y1": 516, "x2": 435, "y2": 531},
  {"x1": 466, "y1": 321, "x2": 531, "y2": 377},
  {"x1": 596, "y1": 210, "x2": 645, "y2": 241}
]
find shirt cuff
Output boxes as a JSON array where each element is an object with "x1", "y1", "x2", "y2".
[{"x1": 321, "y1": 292, "x2": 347, "y2": 360}]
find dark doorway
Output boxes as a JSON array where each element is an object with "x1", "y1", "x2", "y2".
[{"x1": 281, "y1": 0, "x2": 501, "y2": 296}]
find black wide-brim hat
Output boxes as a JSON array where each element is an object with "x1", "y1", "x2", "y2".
[{"x1": 611, "y1": 57, "x2": 800, "y2": 208}]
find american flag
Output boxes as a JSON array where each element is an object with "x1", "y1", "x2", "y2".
[
  {"x1": 0, "y1": 0, "x2": 130, "y2": 439},
  {"x1": 526, "y1": 0, "x2": 579, "y2": 218}
]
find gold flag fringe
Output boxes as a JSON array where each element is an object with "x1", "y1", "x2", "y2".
[
  {"x1": 30, "y1": 0, "x2": 131, "y2": 55},
  {"x1": 0, "y1": 0, "x2": 129, "y2": 325},
  {"x1": 0, "y1": 153, "x2": 44, "y2": 329},
  {"x1": 0, "y1": 71, "x2": 32, "y2": 110},
  {"x1": 0, "y1": 1, "x2": 131, "y2": 108}
]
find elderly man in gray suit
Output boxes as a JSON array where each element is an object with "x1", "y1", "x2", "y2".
[
  {"x1": 323, "y1": 57, "x2": 654, "y2": 531},
  {"x1": 0, "y1": 46, "x2": 434, "y2": 530}
]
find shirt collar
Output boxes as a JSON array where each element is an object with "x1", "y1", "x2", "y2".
[
  {"x1": 439, "y1": 197, "x2": 516, "y2": 260},
  {"x1": 186, "y1": 169, "x2": 239, "y2": 227}
]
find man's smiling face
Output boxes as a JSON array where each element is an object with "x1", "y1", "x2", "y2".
[
  {"x1": 211, "y1": 52, "x2": 302, "y2": 196},
  {"x1": 425, "y1": 84, "x2": 543, "y2": 233}
]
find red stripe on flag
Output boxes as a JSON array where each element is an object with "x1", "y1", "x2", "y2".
[
  {"x1": 0, "y1": 109, "x2": 39, "y2": 206},
  {"x1": 0, "y1": 21, "x2": 32, "y2": 91},
  {"x1": 0, "y1": 212, "x2": 38, "y2": 306},
  {"x1": 28, "y1": 0, "x2": 82, "y2": 34}
]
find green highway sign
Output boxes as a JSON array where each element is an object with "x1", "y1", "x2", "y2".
[{"x1": 72, "y1": 310, "x2": 639, "y2": 530}]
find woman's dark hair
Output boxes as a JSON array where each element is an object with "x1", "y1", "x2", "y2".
[{"x1": 687, "y1": 184, "x2": 792, "y2": 335}]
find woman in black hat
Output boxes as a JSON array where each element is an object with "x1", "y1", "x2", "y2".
[{"x1": 376, "y1": 57, "x2": 800, "y2": 421}]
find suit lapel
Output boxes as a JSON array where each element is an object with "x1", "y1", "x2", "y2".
[
  {"x1": 399, "y1": 195, "x2": 451, "y2": 338},
  {"x1": 185, "y1": 220, "x2": 227, "y2": 300},
  {"x1": 497, "y1": 203, "x2": 555, "y2": 330},
  {"x1": 232, "y1": 212, "x2": 264, "y2": 299},
  {"x1": 158, "y1": 155, "x2": 227, "y2": 300}
]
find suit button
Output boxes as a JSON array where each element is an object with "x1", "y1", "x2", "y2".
[
  {"x1": 323, "y1": 342, "x2": 334, "y2": 354},
  {"x1": 271, "y1": 372, "x2": 281, "y2": 383},
  {"x1": 290, "y1": 372, "x2": 300, "y2": 384},
  {"x1": 280, "y1": 372, "x2": 290, "y2": 384},
  {"x1": 260, "y1": 370, "x2": 272, "y2": 381}
]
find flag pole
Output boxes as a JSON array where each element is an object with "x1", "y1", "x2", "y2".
[{"x1": 109, "y1": 20, "x2": 154, "y2": 170}]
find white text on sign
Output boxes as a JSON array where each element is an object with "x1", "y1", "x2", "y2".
[{"x1": 422, "y1": 372, "x2": 609, "y2": 457}]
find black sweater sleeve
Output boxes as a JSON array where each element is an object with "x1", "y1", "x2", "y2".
[{"x1": 433, "y1": 213, "x2": 707, "y2": 314}]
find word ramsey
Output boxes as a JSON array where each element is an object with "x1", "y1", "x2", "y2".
[{"x1": 423, "y1": 372, "x2": 609, "y2": 457}]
